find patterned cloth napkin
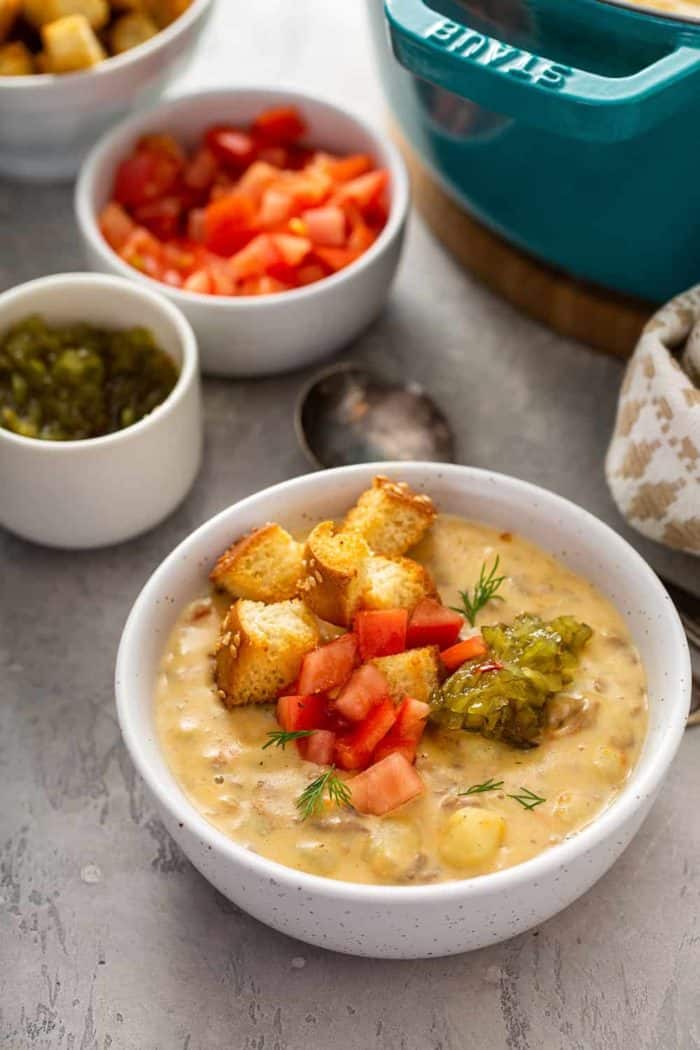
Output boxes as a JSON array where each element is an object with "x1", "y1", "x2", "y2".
[{"x1": 606, "y1": 285, "x2": 700, "y2": 556}]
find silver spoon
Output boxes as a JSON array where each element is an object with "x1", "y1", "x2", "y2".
[{"x1": 296, "y1": 363, "x2": 455, "y2": 469}]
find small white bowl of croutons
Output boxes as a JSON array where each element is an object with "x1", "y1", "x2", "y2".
[{"x1": 0, "y1": 0, "x2": 214, "y2": 181}]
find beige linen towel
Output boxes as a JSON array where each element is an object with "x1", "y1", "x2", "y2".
[{"x1": 606, "y1": 285, "x2": 700, "y2": 556}]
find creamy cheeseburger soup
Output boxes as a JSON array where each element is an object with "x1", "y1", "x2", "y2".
[{"x1": 155, "y1": 482, "x2": 647, "y2": 886}]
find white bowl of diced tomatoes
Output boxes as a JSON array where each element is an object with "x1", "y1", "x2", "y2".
[
  {"x1": 75, "y1": 88, "x2": 410, "y2": 376},
  {"x1": 115, "y1": 462, "x2": 690, "y2": 958}
]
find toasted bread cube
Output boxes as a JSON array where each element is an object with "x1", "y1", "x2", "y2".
[
  {"x1": 371, "y1": 646, "x2": 441, "y2": 703},
  {"x1": 344, "y1": 476, "x2": 436, "y2": 556},
  {"x1": 210, "y1": 523, "x2": 304, "y2": 604},
  {"x1": 24, "y1": 0, "x2": 109, "y2": 28},
  {"x1": 215, "y1": 598, "x2": 320, "y2": 708},
  {"x1": 109, "y1": 10, "x2": 158, "y2": 52},
  {"x1": 0, "y1": 39, "x2": 34, "y2": 73},
  {"x1": 41, "y1": 13, "x2": 105, "y2": 71},
  {"x1": 0, "y1": 0, "x2": 20, "y2": 43},
  {"x1": 300, "y1": 521, "x2": 371, "y2": 627},
  {"x1": 360, "y1": 555, "x2": 436, "y2": 614}
]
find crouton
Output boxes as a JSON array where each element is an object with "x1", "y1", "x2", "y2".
[
  {"x1": 371, "y1": 646, "x2": 441, "y2": 704},
  {"x1": 0, "y1": 38, "x2": 33, "y2": 72},
  {"x1": 343, "y1": 476, "x2": 436, "y2": 556},
  {"x1": 23, "y1": 0, "x2": 109, "y2": 29},
  {"x1": 214, "y1": 598, "x2": 319, "y2": 708},
  {"x1": 210, "y1": 523, "x2": 304, "y2": 604},
  {"x1": 300, "y1": 521, "x2": 371, "y2": 627},
  {"x1": 361, "y1": 555, "x2": 436, "y2": 614},
  {"x1": 0, "y1": 0, "x2": 20, "y2": 44},
  {"x1": 109, "y1": 10, "x2": 158, "y2": 51},
  {"x1": 40, "y1": 13, "x2": 105, "y2": 71}
]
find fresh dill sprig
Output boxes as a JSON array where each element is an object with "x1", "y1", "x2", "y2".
[
  {"x1": 507, "y1": 786, "x2": 547, "y2": 811},
  {"x1": 450, "y1": 556, "x2": 506, "y2": 626},
  {"x1": 458, "y1": 777, "x2": 504, "y2": 797},
  {"x1": 295, "y1": 766, "x2": 352, "y2": 820},
  {"x1": 262, "y1": 729, "x2": 315, "y2": 751}
]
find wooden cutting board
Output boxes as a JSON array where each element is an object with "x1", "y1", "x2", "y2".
[{"x1": 398, "y1": 131, "x2": 653, "y2": 359}]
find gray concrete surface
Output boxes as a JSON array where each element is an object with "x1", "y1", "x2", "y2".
[{"x1": 1, "y1": 3, "x2": 699, "y2": 1048}]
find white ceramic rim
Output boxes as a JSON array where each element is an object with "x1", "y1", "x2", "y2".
[
  {"x1": 75, "y1": 86, "x2": 410, "y2": 307},
  {"x1": 115, "y1": 462, "x2": 691, "y2": 905},
  {"x1": 0, "y1": 272, "x2": 198, "y2": 453},
  {"x1": 0, "y1": 0, "x2": 214, "y2": 92}
]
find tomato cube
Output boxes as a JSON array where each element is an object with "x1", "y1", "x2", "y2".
[
  {"x1": 349, "y1": 752, "x2": 425, "y2": 816},
  {"x1": 336, "y1": 170, "x2": 389, "y2": 209},
  {"x1": 297, "y1": 634, "x2": 358, "y2": 696},
  {"x1": 228, "y1": 233, "x2": 281, "y2": 280},
  {"x1": 372, "y1": 698, "x2": 429, "y2": 764},
  {"x1": 205, "y1": 126, "x2": 257, "y2": 168},
  {"x1": 354, "y1": 609, "x2": 408, "y2": 662},
  {"x1": 407, "y1": 599, "x2": 463, "y2": 650},
  {"x1": 113, "y1": 148, "x2": 181, "y2": 208},
  {"x1": 301, "y1": 205, "x2": 346, "y2": 247},
  {"x1": 133, "y1": 196, "x2": 182, "y2": 240},
  {"x1": 252, "y1": 106, "x2": 307, "y2": 144},
  {"x1": 441, "y1": 635, "x2": 489, "y2": 672},
  {"x1": 334, "y1": 664, "x2": 389, "y2": 722},
  {"x1": 334, "y1": 699, "x2": 397, "y2": 771},
  {"x1": 277, "y1": 693, "x2": 330, "y2": 733},
  {"x1": 203, "y1": 193, "x2": 256, "y2": 256},
  {"x1": 99, "y1": 202, "x2": 135, "y2": 252},
  {"x1": 300, "y1": 729, "x2": 336, "y2": 766}
]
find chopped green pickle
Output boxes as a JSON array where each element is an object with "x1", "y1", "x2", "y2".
[
  {"x1": 431, "y1": 614, "x2": 593, "y2": 749},
  {"x1": 0, "y1": 315, "x2": 178, "y2": 442}
]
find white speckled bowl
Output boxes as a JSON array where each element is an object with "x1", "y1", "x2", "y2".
[
  {"x1": 115, "y1": 463, "x2": 691, "y2": 958},
  {"x1": 75, "y1": 88, "x2": 409, "y2": 377}
]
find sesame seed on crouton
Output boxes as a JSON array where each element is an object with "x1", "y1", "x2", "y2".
[
  {"x1": 301, "y1": 521, "x2": 371, "y2": 627},
  {"x1": 214, "y1": 598, "x2": 319, "y2": 707},
  {"x1": 343, "y1": 476, "x2": 436, "y2": 556},
  {"x1": 210, "y1": 523, "x2": 304, "y2": 603}
]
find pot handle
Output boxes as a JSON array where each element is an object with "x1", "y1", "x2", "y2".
[{"x1": 384, "y1": 0, "x2": 700, "y2": 141}]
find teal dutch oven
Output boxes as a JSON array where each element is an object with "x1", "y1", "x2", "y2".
[{"x1": 368, "y1": 0, "x2": 700, "y2": 301}]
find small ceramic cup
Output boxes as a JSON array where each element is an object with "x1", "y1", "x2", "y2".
[
  {"x1": 0, "y1": 273, "x2": 202, "y2": 549},
  {"x1": 75, "y1": 87, "x2": 410, "y2": 377},
  {"x1": 0, "y1": 0, "x2": 215, "y2": 181}
]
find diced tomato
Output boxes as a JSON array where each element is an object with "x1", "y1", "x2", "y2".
[
  {"x1": 336, "y1": 170, "x2": 389, "y2": 209},
  {"x1": 99, "y1": 202, "x2": 135, "y2": 252},
  {"x1": 325, "y1": 154, "x2": 373, "y2": 182},
  {"x1": 349, "y1": 752, "x2": 424, "y2": 816},
  {"x1": 240, "y1": 275, "x2": 290, "y2": 296},
  {"x1": 203, "y1": 193, "x2": 256, "y2": 256},
  {"x1": 183, "y1": 269, "x2": 212, "y2": 294},
  {"x1": 313, "y1": 246, "x2": 359, "y2": 272},
  {"x1": 132, "y1": 196, "x2": 182, "y2": 240},
  {"x1": 258, "y1": 187, "x2": 294, "y2": 227},
  {"x1": 187, "y1": 208, "x2": 206, "y2": 243},
  {"x1": 205, "y1": 126, "x2": 257, "y2": 168},
  {"x1": 270, "y1": 233, "x2": 312, "y2": 267},
  {"x1": 119, "y1": 228, "x2": 164, "y2": 278},
  {"x1": 354, "y1": 609, "x2": 408, "y2": 662},
  {"x1": 373, "y1": 698, "x2": 429, "y2": 764},
  {"x1": 256, "y1": 146, "x2": 289, "y2": 169},
  {"x1": 252, "y1": 106, "x2": 307, "y2": 144},
  {"x1": 228, "y1": 233, "x2": 281, "y2": 280},
  {"x1": 183, "y1": 146, "x2": 219, "y2": 191},
  {"x1": 334, "y1": 664, "x2": 389, "y2": 722},
  {"x1": 301, "y1": 205, "x2": 346, "y2": 247},
  {"x1": 277, "y1": 693, "x2": 331, "y2": 733},
  {"x1": 113, "y1": 148, "x2": 181, "y2": 208},
  {"x1": 441, "y1": 634, "x2": 489, "y2": 672},
  {"x1": 300, "y1": 729, "x2": 336, "y2": 766},
  {"x1": 335, "y1": 699, "x2": 396, "y2": 771},
  {"x1": 297, "y1": 634, "x2": 357, "y2": 695},
  {"x1": 407, "y1": 598, "x2": 463, "y2": 650},
  {"x1": 296, "y1": 262, "x2": 327, "y2": 286}
]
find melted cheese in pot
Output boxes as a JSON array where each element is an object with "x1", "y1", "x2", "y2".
[{"x1": 154, "y1": 516, "x2": 647, "y2": 885}]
